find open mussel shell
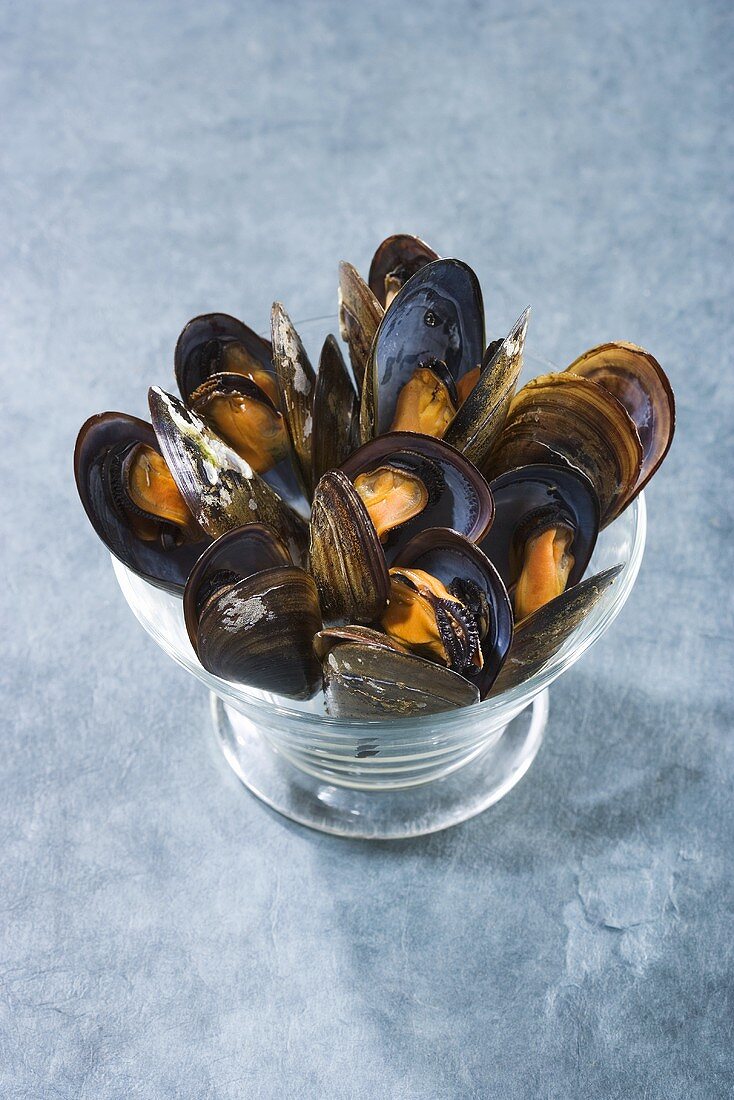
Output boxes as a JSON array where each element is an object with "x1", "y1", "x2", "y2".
[
  {"x1": 565, "y1": 341, "x2": 675, "y2": 498},
  {"x1": 311, "y1": 335, "x2": 359, "y2": 485},
  {"x1": 174, "y1": 312, "x2": 273, "y2": 404},
  {"x1": 270, "y1": 302, "x2": 317, "y2": 499},
  {"x1": 340, "y1": 432, "x2": 495, "y2": 563},
  {"x1": 484, "y1": 373, "x2": 643, "y2": 526},
  {"x1": 148, "y1": 387, "x2": 308, "y2": 563},
  {"x1": 183, "y1": 524, "x2": 322, "y2": 699},
  {"x1": 479, "y1": 463, "x2": 600, "y2": 591},
  {"x1": 338, "y1": 261, "x2": 383, "y2": 390},
  {"x1": 489, "y1": 565, "x2": 623, "y2": 696},
  {"x1": 367, "y1": 233, "x2": 440, "y2": 308},
  {"x1": 360, "y1": 259, "x2": 485, "y2": 442},
  {"x1": 444, "y1": 307, "x2": 530, "y2": 469},
  {"x1": 309, "y1": 470, "x2": 390, "y2": 624},
  {"x1": 74, "y1": 412, "x2": 210, "y2": 593},
  {"x1": 395, "y1": 528, "x2": 514, "y2": 698},
  {"x1": 321, "y1": 640, "x2": 480, "y2": 719}
]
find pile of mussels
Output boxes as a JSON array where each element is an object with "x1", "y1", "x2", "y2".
[{"x1": 74, "y1": 235, "x2": 675, "y2": 719}]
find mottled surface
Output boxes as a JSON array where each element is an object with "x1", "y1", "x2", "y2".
[{"x1": 2, "y1": 0, "x2": 732, "y2": 1096}]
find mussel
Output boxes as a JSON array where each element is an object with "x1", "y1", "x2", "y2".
[
  {"x1": 184, "y1": 524, "x2": 322, "y2": 698},
  {"x1": 74, "y1": 412, "x2": 210, "y2": 592},
  {"x1": 316, "y1": 628, "x2": 480, "y2": 718},
  {"x1": 148, "y1": 386, "x2": 309, "y2": 563},
  {"x1": 565, "y1": 342, "x2": 675, "y2": 500},
  {"x1": 310, "y1": 432, "x2": 495, "y2": 625},
  {"x1": 484, "y1": 373, "x2": 643, "y2": 526},
  {"x1": 340, "y1": 432, "x2": 495, "y2": 558},
  {"x1": 360, "y1": 259, "x2": 485, "y2": 443},
  {"x1": 479, "y1": 464, "x2": 600, "y2": 620},
  {"x1": 489, "y1": 565, "x2": 623, "y2": 695},
  {"x1": 174, "y1": 312, "x2": 304, "y2": 512},
  {"x1": 368, "y1": 233, "x2": 440, "y2": 309},
  {"x1": 388, "y1": 528, "x2": 513, "y2": 698}
]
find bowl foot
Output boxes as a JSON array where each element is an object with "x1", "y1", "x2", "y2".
[{"x1": 211, "y1": 690, "x2": 548, "y2": 839}]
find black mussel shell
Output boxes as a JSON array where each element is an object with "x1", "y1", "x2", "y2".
[
  {"x1": 175, "y1": 312, "x2": 274, "y2": 404},
  {"x1": 565, "y1": 342, "x2": 675, "y2": 500},
  {"x1": 395, "y1": 528, "x2": 514, "y2": 699},
  {"x1": 479, "y1": 463, "x2": 600, "y2": 591},
  {"x1": 148, "y1": 387, "x2": 309, "y2": 563},
  {"x1": 489, "y1": 565, "x2": 623, "y2": 696},
  {"x1": 74, "y1": 412, "x2": 210, "y2": 593},
  {"x1": 309, "y1": 471, "x2": 390, "y2": 624},
  {"x1": 322, "y1": 641, "x2": 480, "y2": 718},
  {"x1": 367, "y1": 234, "x2": 440, "y2": 308},
  {"x1": 184, "y1": 524, "x2": 321, "y2": 699},
  {"x1": 340, "y1": 432, "x2": 494, "y2": 563},
  {"x1": 338, "y1": 261, "x2": 384, "y2": 390},
  {"x1": 361, "y1": 259, "x2": 485, "y2": 442},
  {"x1": 311, "y1": 335, "x2": 359, "y2": 485}
]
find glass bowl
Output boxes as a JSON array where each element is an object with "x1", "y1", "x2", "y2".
[{"x1": 112, "y1": 318, "x2": 647, "y2": 838}]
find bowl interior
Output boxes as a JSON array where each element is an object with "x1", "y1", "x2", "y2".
[{"x1": 112, "y1": 317, "x2": 647, "y2": 734}]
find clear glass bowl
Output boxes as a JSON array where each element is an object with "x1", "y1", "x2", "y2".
[{"x1": 112, "y1": 319, "x2": 647, "y2": 838}]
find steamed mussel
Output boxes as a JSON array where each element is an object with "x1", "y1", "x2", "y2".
[{"x1": 74, "y1": 234, "x2": 675, "y2": 720}]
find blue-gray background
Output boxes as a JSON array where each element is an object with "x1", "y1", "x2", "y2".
[{"x1": 2, "y1": 1, "x2": 732, "y2": 1096}]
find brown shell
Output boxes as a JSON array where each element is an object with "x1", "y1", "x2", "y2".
[
  {"x1": 309, "y1": 470, "x2": 390, "y2": 624},
  {"x1": 565, "y1": 341, "x2": 675, "y2": 498},
  {"x1": 489, "y1": 565, "x2": 623, "y2": 696},
  {"x1": 338, "y1": 261, "x2": 383, "y2": 390},
  {"x1": 484, "y1": 373, "x2": 643, "y2": 526}
]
